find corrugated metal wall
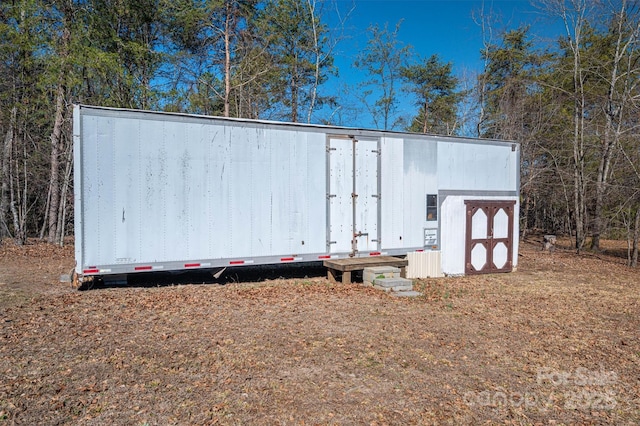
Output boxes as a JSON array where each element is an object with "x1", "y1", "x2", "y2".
[{"x1": 75, "y1": 106, "x2": 520, "y2": 276}]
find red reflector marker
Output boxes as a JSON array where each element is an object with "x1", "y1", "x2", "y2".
[
  {"x1": 416, "y1": 249, "x2": 424, "y2": 252},
  {"x1": 184, "y1": 263, "x2": 200, "y2": 268},
  {"x1": 369, "y1": 252, "x2": 381, "y2": 256},
  {"x1": 83, "y1": 269, "x2": 100, "y2": 274},
  {"x1": 318, "y1": 255, "x2": 331, "y2": 259},
  {"x1": 280, "y1": 257, "x2": 295, "y2": 262},
  {"x1": 134, "y1": 266, "x2": 152, "y2": 271},
  {"x1": 229, "y1": 260, "x2": 245, "y2": 265}
]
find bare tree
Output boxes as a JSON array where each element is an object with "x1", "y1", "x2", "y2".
[
  {"x1": 0, "y1": 106, "x2": 16, "y2": 240},
  {"x1": 591, "y1": 0, "x2": 640, "y2": 250},
  {"x1": 539, "y1": 0, "x2": 594, "y2": 252}
]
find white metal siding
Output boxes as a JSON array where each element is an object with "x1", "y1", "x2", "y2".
[
  {"x1": 78, "y1": 111, "x2": 327, "y2": 269},
  {"x1": 403, "y1": 139, "x2": 438, "y2": 248},
  {"x1": 380, "y1": 138, "x2": 404, "y2": 249},
  {"x1": 75, "y1": 106, "x2": 520, "y2": 276},
  {"x1": 437, "y1": 142, "x2": 517, "y2": 191},
  {"x1": 329, "y1": 137, "x2": 353, "y2": 253},
  {"x1": 354, "y1": 138, "x2": 379, "y2": 252}
]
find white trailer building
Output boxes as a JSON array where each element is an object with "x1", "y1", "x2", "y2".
[{"x1": 73, "y1": 105, "x2": 519, "y2": 280}]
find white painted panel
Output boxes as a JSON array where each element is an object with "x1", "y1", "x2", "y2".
[
  {"x1": 329, "y1": 137, "x2": 353, "y2": 253},
  {"x1": 354, "y1": 138, "x2": 378, "y2": 252},
  {"x1": 440, "y1": 197, "x2": 467, "y2": 275},
  {"x1": 229, "y1": 125, "x2": 255, "y2": 257},
  {"x1": 438, "y1": 142, "x2": 517, "y2": 191},
  {"x1": 165, "y1": 120, "x2": 193, "y2": 259},
  {"x1": 247, "y1": 126, "x2": 273, "y2": 257},
  {"x1": 471, "y1": 244, "x2": 487, "y2": 270},
  {"x1": 93, "y1": 116, "x2": 116, "y2": 265},
  {"x1": 73, "y1": 106, "x2": 83, "y2": 271},
  {"x1": 137, "y1": 120, "x2": 166, "y2": 261},
  {"x1": 493, "y1": 242, "x2": 508, "y2": 269},
  {"x1": 380, "y1": 138, "x2": 404, "y2": 249},
  {"x1": 406, "y1": 251, "x2": 443, "y2": 278},
  {"x1": 113, "y1": 118, "x2": 141, "y2": 263},
  {"x1": 269, "y1": 128, "x2": 291, "y2": 255},
  {"x1": 288, "y1": 130, "x2": 309, "y2": 254},
  {"x1": 79, "y1": 115, "x2": 105, "y2": 265},
  {"x1": 183, "y1": 123, "x2": 213, "y2": 261},
  {"x1": 493, "y1": 207, "x2": 509, "y2": 239},
  {"x1": 304, "y1": 133, "x2": 327, "y2": 252},
  {"x1": 403, "y1": 139, "x2": 437, "y2": 248},
  {"x1": 206, "y1": 123, "x2": 231, "y2": 259},
  {"x1": 471, "y1": 209, "x2": 487, "y2": 239},
  {"x1": 264, "y1": 129, "x2": 326, "y2": 255}
]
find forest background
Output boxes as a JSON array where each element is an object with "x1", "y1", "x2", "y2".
[{"x1": 1, "y1": 0, "x2": 639, "y2": 266}]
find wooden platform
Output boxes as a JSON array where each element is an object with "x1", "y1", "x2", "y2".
[{"x1": 323, "y1": 256, "x2": 408, "y2": 284}]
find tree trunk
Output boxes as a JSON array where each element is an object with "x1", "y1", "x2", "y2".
[
  {"x1": 591, "y1": 3, "x2": 629, "y2": 251},
  {"x1": 632, "y1": 206, "x2": 640, "y2": 267},
  {"x1": 9, "y1": 157, "x2": 22, "y2": 244},
  {"x1": 306, "y1": 0, "x2": 320, "y2": 124},
  {"x1": 573, "y1": 76, "x2": 586, "y2": 252},
  {"x1": 591, "y1": 110, "x2": 616, "y2": 251},
  {"x1": 47, "y1": 84, "x2": 66, "y2": 243},
  {"x1": 0, "y1": 106, "x2": 17, "y2": 240},
  {"x1": 56, "y1": 131, "x2": 74, "y2": 245},
  {"x1": 422, "y1": 99, "x2": 429, "y2": 133},
  {"x1": 223, "y1": 0, "x2": 232, "y2": 117},
  {"x1": 290, "y1": 62, "x2": 298, "y2": 122}
]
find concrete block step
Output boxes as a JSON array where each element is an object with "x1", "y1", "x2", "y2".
[
  {"x1": 373, "y1": 284, "x2": 414, "y2": 292},
  {"x1": 363, "y1": 266, "x2": 400, "y2": 286},
  {"x1": 391, "y1": 290, "x2": 422, "y2": 298},
  {"x1": 373, "y1": 277, "x2": 413, "y2": 289},
  {"x1": 365, "y1": 266, "x2": 401, "y2": 274}
]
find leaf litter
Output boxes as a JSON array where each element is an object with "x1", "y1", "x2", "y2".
[{"x1": 0, "y1": 237, "x2": 638, "y2": 425}]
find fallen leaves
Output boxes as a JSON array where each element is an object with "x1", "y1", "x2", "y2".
[{"x1": 0, "y1": 238, "x2": 639, "y2": 424}]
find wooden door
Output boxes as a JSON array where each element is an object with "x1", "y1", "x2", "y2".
[{"x1": 465, "y1": 201, "x2": 516, "y2": 274}]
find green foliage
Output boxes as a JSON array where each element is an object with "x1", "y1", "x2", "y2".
[
  {"x1": 354, "y1": 21, "x2": 411, "y2": 130},
  {"x1": 401, "y1": 54, "x2": 461, "y2": 135},
  {"x1": 479, "y1": 26, "x2": 542, "y2": 140},
  {"x1": 256, "y1": 0, "x2": 335, "y2": 122},
  {"x1": 0, "y1": 0, "x2": 639, "y2": 252}
]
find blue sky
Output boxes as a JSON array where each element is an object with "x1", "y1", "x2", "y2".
[{"x1": 319, "y1": 0, "x2": 563, "y2": 131}]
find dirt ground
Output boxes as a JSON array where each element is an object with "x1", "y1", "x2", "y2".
[{"x1": 0, "y1": 237, "x2": 639, "y2": 425}]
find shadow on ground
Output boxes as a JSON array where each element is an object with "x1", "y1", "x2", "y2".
[{"x1": 82, "y1": 261, "x2": 330, "y2": 290}]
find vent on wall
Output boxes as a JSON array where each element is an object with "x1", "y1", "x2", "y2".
[{"x1": 406, "y1": 251, "x2": 443, "y2": 278}]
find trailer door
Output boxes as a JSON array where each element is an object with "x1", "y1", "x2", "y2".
[
  {"x1": 464, "y1": 200, "x2": 516, "y2": 274},
  {"x1": 328, "y1": 136, "x2": 379, "y2": 255}
]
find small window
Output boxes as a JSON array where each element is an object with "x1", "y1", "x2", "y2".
[{"x1": 426, "y1": 194, "x2": 437, "y2": 221}]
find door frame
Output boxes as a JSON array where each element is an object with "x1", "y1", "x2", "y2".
[{"x1": 326, "y1": 134, "x2": 381, "y2": 256}]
